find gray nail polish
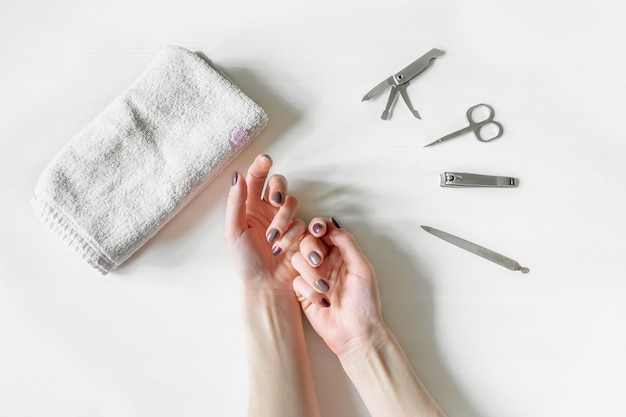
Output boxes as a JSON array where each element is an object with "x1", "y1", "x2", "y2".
[
  {"x1": 312, "y1": 222, "x2": 323, "y2": 234},
  {"x1": 272, "y1": 246, "x2": 282, "y2": 256},
  {"x1": 266, "y1": 229, "x2": 279, "y2": 243},
  {"x1": 272, "y1": 191, "x2": 284, "y2": 204},
  {"x1": 315, "y1": 279, "x2": 329, "y2": 293},
  {"x1": 308, "y1": 251, "x2": 322, "y2": 266}
]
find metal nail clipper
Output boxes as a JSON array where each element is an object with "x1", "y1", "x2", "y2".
[{"x1": 440, "y1": 172, "x2": 518, "y2": 188}]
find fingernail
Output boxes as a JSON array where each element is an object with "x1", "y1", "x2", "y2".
[
  {"x1": 315, "y1": 279, "x2": 329, "y2": 292},
  {"x1": 231, "y1": 171, "x2": 238, "y2": 186},
  {"x1": 312, "y1": 222, "x2": 323, "y2": 234},
  {"x1": 272, "y1": 246, "x2": 282, "y2": 256},
  {"x1": 331, "y1": 217, "x2": 342, "y2": 229},
  {"x1": 272, "y1": 191, "x2": 284, "y2": 205},
  {"x1": 262, "y1": 154, "x2": 273, "y2": 162},
  {"x1": 308, "y1": 251, "x2": 322, "y2": 266},
  {"x1": 320, "y1": 297, "x2": 331, "y2": 308},
  {"x1": 266, "y1": 229, "x2": 279, "y2": 243}
]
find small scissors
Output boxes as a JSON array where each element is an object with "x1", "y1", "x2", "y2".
[
  {"x1": 362, "y1": 48, "x2": 444, "y2": 120},
  {"x1": 424, "y1": 104, "x2": 504, "y2": 147}
]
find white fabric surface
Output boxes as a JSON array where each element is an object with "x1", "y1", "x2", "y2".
[
  {"x1": 31, "y1": 45, "x2": 267, "y2": 274},
  {"x1": 2, "y1": 1, "x2": 626, "y2": 416}
]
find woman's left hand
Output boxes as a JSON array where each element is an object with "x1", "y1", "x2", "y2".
[{"x1": 224, "y1": 154, "x2": 305, "y2": 293}]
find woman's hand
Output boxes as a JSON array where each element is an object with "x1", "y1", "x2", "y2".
[
  {"x1": 291, "y1": 218, "x2": 386, "y2": 356},
  {"x1": 292, "y1": 219, "x2": 447, "y2": 417},
  {"x1": 224, "y1": 154, "x2": 305, "y2": 293},
  {"x1": 226, "y1": 155, "x2": 322, "y2": 417}
]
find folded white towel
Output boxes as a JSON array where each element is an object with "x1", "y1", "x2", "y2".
[{"x1": 32, "y1": 45, "x2": 268, "y2": 274}]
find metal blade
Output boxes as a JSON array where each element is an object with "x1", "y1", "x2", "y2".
[
  {"x1": 394, "y1": 48, "x2": 444, "y2": 85},
  {"x1": 424, "y1": 126, "x2": 474, "y2": 148},
  {"x1": 421, "y1": 226, "x2": 529, "y2": 273},
  {"x1": 362, "y1": 76, "x2": 394, "y2": 101},
  {"x1": 398, "y1": 84, "x2": 421, "y2": 119},
  {"x1": 381, "y1": 85, "x2": 399, "y2": 120}
]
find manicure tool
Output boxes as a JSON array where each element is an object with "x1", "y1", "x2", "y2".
[
  {"x1": 440, "y1": 172, "x2": 518, "y2": 188},
  {"x1": 362, "y1": 48, "x2": 444, "y2": 120},
  {"x1": 421, "y1": 226, "x2": 529, "y2": 273},
  {"x1": 424, "y1": 103, "x2": 503, "y2": 147}
]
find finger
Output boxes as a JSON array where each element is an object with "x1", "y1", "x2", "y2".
[
  {"x1": 271, "y1": 218, "x2": 306, "y2": 257},
  {"x1": 266, "y1": 194, "x2": 300, "y2": 243},
  {"x1": 224, "y1": 171, "x2": 247, "y2": 243},
  {"x1": 293, "y1": 275, "x2": 331, "y2": 308},
  {"x1": 299, "y1": 234, "x2": 329, "y2": 268},
  {"x1": 246, "y1": 154, "x2": 273, "y2": 200},
  {"x1": 292, "y1": 251, "x2": 331, "y2": 294},
  {"x1": 309, "y1": 217, "x2": 327, "y2": 237},
  {"x1": 310, "y1": 217, "x2": 342, "y2": 247},
  {"x1": 264, "y1": 174, "x2": 288, "y2": 207},
  {"x1": 327, "y1": 227, "x2": 371, "y2": 273},
  {"x1": 293, "y1": 275, "x2": 314, "y2": 309}
]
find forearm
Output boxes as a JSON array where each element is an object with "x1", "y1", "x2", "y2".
[
  {"x1": 242, "y1": 289, "x2": 320, "y2": 417},
  {"x1": 339, "y1": 323, "x2": 446, "y2": 417}
]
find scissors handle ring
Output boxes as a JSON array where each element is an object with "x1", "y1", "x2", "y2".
[
  {"x1": 466, "y1": 104, "x2": 503, "y2": 142},
  {"x1": 474, "y1": 120, "x2": 504, "y2": 142},
  {"x1": 466, "y1": 103, "x2": 495, "y2": 123}
]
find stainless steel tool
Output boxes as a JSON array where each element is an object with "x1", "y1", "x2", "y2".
[
  {"x1": 425, "y1": 103, "x2": 503, "y2": 147},
  {"x1": 421, "y1": 226, "x2": 529, "y2": 273},
  {"x1": 440, "y1": 172, "x2": 518, "y2": 188},
  {"x1": 362, "y1": 48, "x2": 444, "y2": 120}
]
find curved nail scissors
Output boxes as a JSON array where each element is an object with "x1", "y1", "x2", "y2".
[{"x1": 424, "y1": 103, "x2": 504, "y2": 148}]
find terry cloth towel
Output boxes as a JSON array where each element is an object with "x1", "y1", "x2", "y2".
[{"x1": 32, "y1": 45, "x2": 268, "y2": 274}]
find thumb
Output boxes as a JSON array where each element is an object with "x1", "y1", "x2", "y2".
[
  {"x1": 327, "y1": 228, "x2": 372, "y2": 273},
  {"x1": 224, "y1": 171, "x2": 248, "y2": 243}
]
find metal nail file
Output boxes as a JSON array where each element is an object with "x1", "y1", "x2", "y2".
[
  {"x1": 421, "y1": 226, "x2": 529, "y2": 273},
  {"x1": 440, "y1": 172, "x2": 518, "y2": 188}
]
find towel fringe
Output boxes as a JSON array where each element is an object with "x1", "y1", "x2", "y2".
[{"x1": 31, "y1": 195, "x2": 114, "y2": 274}]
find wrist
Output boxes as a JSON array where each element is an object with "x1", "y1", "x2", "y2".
[
  {"x1": 239, "y1": 271, "x2": 296, "y2": 297},
  {"x1": 241, "y1": 284, "x2": 300, "y2": 315},
  {"x1": 337, "y1": 321, "x2": 447, "y2": 417},
  {"x1": 242, "y1": 282, "x2": 296, "y2": 300},
  {"x1": 241, "y1": 283, "x2": 304, "y2": 352},
  {"x1": 337, "y1": 320, "x2": 391, "y2": 369}
]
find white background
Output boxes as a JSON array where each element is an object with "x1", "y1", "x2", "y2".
[{"x1": 1, "y1": 0, "x2": 625, "y2": 416}]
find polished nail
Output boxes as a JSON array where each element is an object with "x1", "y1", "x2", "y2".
[
  {"x1": 312, "y1": 222, "x2": 323, "y2": 234},
  {"x1": 315, "y1": 279, "x2": 329, "y2": 293},
  {"x1": 320, "y1": 297, "x2": 331, "y2": 308},
  {"x1": 271, "y1": 246, "x2": 282, "y2": 256},
  {"x1": 272, "y1": 191, "x2": 284, "y2": 205},
  {"x1": 308, "y1": 251, "x2": 322, "y2": 266},
  {"x1": 266, "y1": 229, "x2": 279, "y2": 243},
  {"x1": 262, "y1": 153, "x2": 273, "y2": 162},
  {"x1": 331, "y1": 217, "x2": 342, "y2": 229},
  {"x1": 231, "y1": 171, "x2": 238, "y2": 186}
]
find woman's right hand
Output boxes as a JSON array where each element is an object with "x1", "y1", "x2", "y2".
[
  {"x1": 293, "y1": 219, "x2": 448, "y2": 417},
  {"x1": 291, "y1": 218, "x2": 387, "y2": 357}
]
